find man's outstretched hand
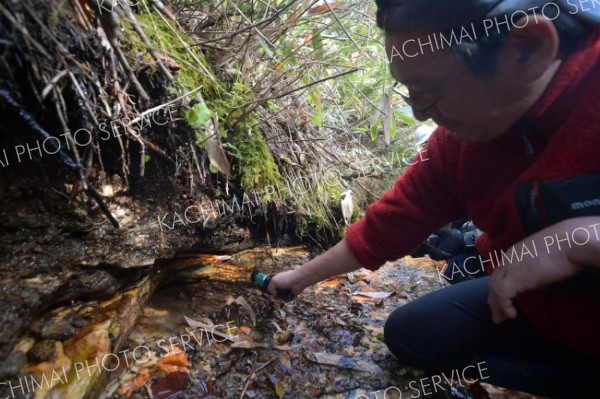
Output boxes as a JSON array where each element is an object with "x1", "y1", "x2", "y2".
[
  {"x1": 266, "y1": 238, "x2": 363, "y2": 300},
  {"x1": 267, "y1": 270, "x2": 305, "y2": 299}
]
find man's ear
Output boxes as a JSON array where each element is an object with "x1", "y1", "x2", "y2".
[{"x1": 498, "y1": 16, "x2": 559, "y2": 82}]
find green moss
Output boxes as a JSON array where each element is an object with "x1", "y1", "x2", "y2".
[
  {"x1": 208, "y1": 79, "x2": 283, "y2": 193},
  {"x1": 316, "y1": 181, "x2": 343, "y2": 209},
  {"x1": 126, "y1": 12, "x2": 218, "y2": 94},
  {"x1": 49, "y1": 9, "x2": 59, "y2": 27},
  {"x1": 237, "y1": 131, "x2": 283, "y2": 191},
  {"x1": 292, "y1": 174, "x2": 346, "y2": 238},
  {"x1": 122, "y1": 9, "x2": 285, "y2": 194},
  {"x1": 207, "y1": 79, "x2": 255, "y2": 130}
]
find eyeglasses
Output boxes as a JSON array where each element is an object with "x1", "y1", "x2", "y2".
[{"x1": 391, "y1": 68, "x2": 468, "y2": 114}]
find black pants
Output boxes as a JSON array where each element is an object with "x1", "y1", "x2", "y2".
[{"x1": 384, "y1": 277, "x2": 599, "y2": 398}]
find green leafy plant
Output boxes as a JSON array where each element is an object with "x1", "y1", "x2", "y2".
[{"x1": 185, "y1": 102, "x2": 211, "y2": 128}]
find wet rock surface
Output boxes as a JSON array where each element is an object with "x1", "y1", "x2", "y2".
[
  {"x1": 0, "y1": 171, "x2": 263, "y2": 361},
  {"x1": 26, "y1": 340, "x2": 58, "y2": 363},
  {"x1": 0, "y1": 351, "x2": 26, "y2": 381}
]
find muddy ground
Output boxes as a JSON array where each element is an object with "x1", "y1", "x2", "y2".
[{"x1": 98, "y1": 252, "x2": 540, "y2": 399}]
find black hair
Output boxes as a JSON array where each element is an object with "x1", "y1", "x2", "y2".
[
  {"x1": 452, "y1": 8, "x2": 594, "y2": 76},
  {"x1": 377, "y1": 2, "x2": 594, "y2": 77}
]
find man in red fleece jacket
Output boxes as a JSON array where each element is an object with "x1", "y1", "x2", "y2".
[{"x1": 269, "y1": 0, "x2": 600, "y2": 397}]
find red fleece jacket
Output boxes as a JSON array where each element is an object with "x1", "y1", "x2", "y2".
[{"x1": 346, "y1": 28, "x2": 600, "y2": 357}]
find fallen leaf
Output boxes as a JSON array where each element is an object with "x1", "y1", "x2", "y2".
[
  {"x1": 119, "y1": 368, "x2": 152, "y2": 398},
  {"x1": 152, "y1": 371, "x2": 188, "y2": 399},
  {"x1": 275, "y1": 330, "x2": 294, "y2": 345},
  {"x1": 206, "y1": 136, "x2": 230, "y2": 176},
  {"x1": 157, "y1": 54, "x2": 181, "y2": 71},
  {"x1": 184, "y1": 316, "x2": 236, "y2": 342},
  {"x1": 365, "y1": 326, "x2": 384, "y2": 336},
  {"x1": 268, "y1": 369, "x2": 286, "y2": 398},
  {"x1": 351, "y1": 291, "x2": 395, "y2": 299},
  {"x1": 305, "y1": 352, "x2": 382, "y2": 374},
  {"x1": 239, "y1": 326, "x2": 253, "y2": 334},
  {"x1": 230, "y1": 341, "x2": 268, "y2": 349},
  {"x1": 234, "y1": 296, "x2": 257, "y2": 327},
  {"x1": 184, "y1": 314, "x2": 211, "y2": 330},
  {"x1": 156, "y1": 351, "x2": 189, "y2": 374}
]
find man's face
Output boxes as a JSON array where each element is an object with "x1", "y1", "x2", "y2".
[{"x1": 385, "y1": 30, "x2": 546, "y2": 142}]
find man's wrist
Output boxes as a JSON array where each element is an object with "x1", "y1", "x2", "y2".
[
  {"x1": 559, "y1": 218, "x2": 600, "y2": 268},
  {"x1": 294, "y1": 260, "x2": 325, "y2": 290},
  {"x1": 292, "y1": 239, "x2": 363, "y2": 291}
]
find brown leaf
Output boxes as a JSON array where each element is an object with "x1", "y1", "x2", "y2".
[
  {"x1": 239, "y1": 326, "x2": 253, "y2": 334},
  {"x1": 230, "y1": 341, "x2": 268, "y2": 349},
  {"x1": 156, "y1": 351, "x2": 190, "y2": 374},
  {"x1": 184, "y1": 314, "x2": 210, "y2": 330},
  {"x1": 119, "y1": 368, "x2": 152, "y2": 398},
  {"x1": 184, "y1": 315, "x2": 237, "y2": 342},
  {"x1": 152, "y1": 371, "x2": 188, "y2": 399},
  {"x1": 77, "y1": 0, "x2": 94, "y2": 26},
  {"x1": 157, "y1": 54, "x2": 181, "y2": 72},
  {"x1": 234, "y1": 295, "x2": 257, "y2": 327},
  {"x1": 305, "y1": 352, "x2": 382, "y2": 374},
  {"x1": 206, "y1": 136, "x2": 230, "y2": 176},
  {"x1": 351, "y1": 291, "x2": 395, "y2": 299}
]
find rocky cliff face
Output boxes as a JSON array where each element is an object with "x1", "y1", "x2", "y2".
[
  {"x1": 0, "y1": 161, "x2": 267, "y2": 367},
  {"x1": 0, "y1": 0, "x2": 308, "y2": 369}
]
